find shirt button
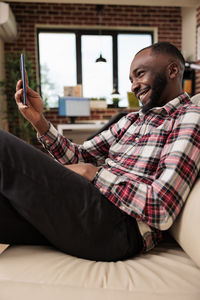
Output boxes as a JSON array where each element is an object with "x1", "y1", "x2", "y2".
[{"x1": 135, "y1": 137, "x2": 139, "y2": 142}]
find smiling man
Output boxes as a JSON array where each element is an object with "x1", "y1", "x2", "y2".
[
  {"x1": 0, "y1": 42, "x2": 199, "y2": 262},
  {"x1": 129, "y1": 42, "x2": 185, "y2": 112}
]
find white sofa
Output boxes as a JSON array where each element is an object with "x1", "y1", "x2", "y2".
[
  {"x1": 0, "y1": 177, "x2": 199, "y2": 300},
  {"x1": 0, "y1": 95, "x2": 199, "y2": 299}
]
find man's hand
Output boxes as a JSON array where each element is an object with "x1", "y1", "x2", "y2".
[
  {"x1": 65, "y1": 163, "x2": 98, "y2": 182},
  {"x1": 15, "y1": 79, "x2": 43, "y2": 124},
  {"x1": 15, "y1": 79, "x2": 49, "y2": 136}
]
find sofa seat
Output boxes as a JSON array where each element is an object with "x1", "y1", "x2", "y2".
[{"x1": 0, "y1": 239, "x2": 199, "y2": 300}]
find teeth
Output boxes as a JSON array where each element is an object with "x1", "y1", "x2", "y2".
[
  {"x1": 139, "y1": 91, "x2": 148, "y2": 101},
  {"x1": 140, "y1": 94, "x2": 146, "y2": 101}
]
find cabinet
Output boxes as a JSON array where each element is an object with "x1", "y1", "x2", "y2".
[{"x1": 57, "y1": 120, "x2": 107, "y2": 144}]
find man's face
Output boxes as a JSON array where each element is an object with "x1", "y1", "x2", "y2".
[{"x1": 129, "y1": 48, "x2": 170, "y2": 112}]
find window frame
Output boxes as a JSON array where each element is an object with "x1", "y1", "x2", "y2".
[{"x1": 36, "y1": 28, "x2": 154, "y2": 104}]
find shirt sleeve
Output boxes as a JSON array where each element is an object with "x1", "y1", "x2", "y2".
[
  {"x1": 38, "y1": 116, "x2": 130, "y2": 166},
  {"x1": 94, "y1": 107, "x2": 200, "y2": 231}
]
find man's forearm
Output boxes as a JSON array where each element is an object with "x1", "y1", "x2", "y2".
[{"x1": 32, "y1": 114, "x2": 50, "y2": 137}]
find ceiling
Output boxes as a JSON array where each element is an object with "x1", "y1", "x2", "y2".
[{"x1": 3, "y1": 0, "x2": 200, "y2": 7}]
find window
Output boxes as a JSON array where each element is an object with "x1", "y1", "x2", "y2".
[
  {"x1": 38, "y1": 32, "x2": 77, "y2": 107},
  {"x1": 37, "y1": 29, "x2": 153, "y2": 107},
  {"x1": 81, "y1": 35, "x2": 113, "y2": 100}
]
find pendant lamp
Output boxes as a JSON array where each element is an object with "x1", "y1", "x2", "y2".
[
  {"x1": 95, "y1": 53, "x2": 107, "y2": 63},
  {"x1": 95, "y1": 5, "x2": 106, "y2": 63}
]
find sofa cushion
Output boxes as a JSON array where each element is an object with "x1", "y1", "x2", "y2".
[
  {"x1": 170, "y1": 177, "x2": 200, "y2": 268},
  {"x1": 0, "y1": 242, "x2": 200, "y2": 300},
  {"x1": 191, "y1": 93, "x2": 200, "y2": 105}
]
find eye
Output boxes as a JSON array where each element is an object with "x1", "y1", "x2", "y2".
[{"x1": 137, "y1": 70, "x2": 144, "y2": 77}]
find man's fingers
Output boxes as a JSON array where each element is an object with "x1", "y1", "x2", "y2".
[
  {"x1": 15, "y1": 89, "x2": 28, "y2": 110},
  {"x1": 15, "y1": 88, "x2": 28, "y2": 107},
  {"x1": 16, "y1": 69, "x2": 28, "y2": 92},
  {"x1": 18, "y1": 102, "x2": 28, "y2": 110},
  {"x1": 16, "y1": 80, "x2": 22, "y2": 91},
  {"x1": 27, "y1": 86, "x2": 39, "y2": 98},
  {"x1": 15, "y1": 89, "x2": 23, "y2": 104}
]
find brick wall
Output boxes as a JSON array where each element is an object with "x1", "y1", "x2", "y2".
[
  {"x1": 195, "y1": 6, "x2": 200, "y2": 94},
  {"x1": 6, "y1": 2, "x2": 182, "y2": 76},
  {"x1": 5, "y1": 2, "x2": 183, "y2": 132}
]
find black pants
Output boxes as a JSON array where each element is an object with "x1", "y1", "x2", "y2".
[{"x1": 0, "y1": 129, "x2": 143, "y2": 261}]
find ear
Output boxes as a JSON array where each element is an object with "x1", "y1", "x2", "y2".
[{"x1": 167, "y1": 62, "x2": 179, "y2": 79}]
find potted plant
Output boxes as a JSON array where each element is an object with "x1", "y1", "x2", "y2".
[
  {"x1": 90, "y1": 97, "x2": 107, "y2": 109},
  {"x1": 112, "y1": 97, "x2": 120, "y2": 108},
  {"x1": 0, "y1": 52, "x2": 38, "y2": 144}
]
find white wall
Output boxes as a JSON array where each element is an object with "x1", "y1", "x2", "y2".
[{"x1": 182, "y1": 7, "x2": 197, "y2": 61}]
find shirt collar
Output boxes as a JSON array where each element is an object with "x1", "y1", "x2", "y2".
[{"x1": 139, "y1": 92, "x2": 191, "y2": 117}]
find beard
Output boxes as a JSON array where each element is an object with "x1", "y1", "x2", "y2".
[{"x1": 142, "y1": 72, "x2": 167, "y2": 113}]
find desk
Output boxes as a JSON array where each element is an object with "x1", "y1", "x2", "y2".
[{"x1": 57, "y1": 120, "x2": 107, "y2": 144}]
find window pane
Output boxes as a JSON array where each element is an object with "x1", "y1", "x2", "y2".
[
  {"x1": 118, "y1": 34, "x2": 152, "y2": 107},
  {"x1": 81, "y1": 35, "x2": 113, "y2": 101},
  {"x1": 38, "y1": 33, "x2": 76, "y2": 107}
]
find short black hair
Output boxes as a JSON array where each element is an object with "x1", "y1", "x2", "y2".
[{"x1": 137, "y1": 42, "x2": 185, "y2": 69}]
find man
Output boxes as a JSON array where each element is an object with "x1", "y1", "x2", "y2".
[{"x1": 0, "y1": 42, "x2": 199, "y2": 261}]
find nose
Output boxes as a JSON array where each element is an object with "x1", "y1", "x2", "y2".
[{"x1": 131, "y1": 79, "x2": 140, "y2": 95}]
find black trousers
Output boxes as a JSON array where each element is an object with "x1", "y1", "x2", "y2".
[{"x1": 0, "y1": 129, "x2": 143, "y2": 261}]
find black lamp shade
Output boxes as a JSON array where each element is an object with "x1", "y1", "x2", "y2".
[{"x1": 95, "y1": 53, "x2": 107, "y2": 63}]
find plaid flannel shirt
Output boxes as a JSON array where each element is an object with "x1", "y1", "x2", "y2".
[{"x1": 39, "y1": 93, "x2": 200, "y2": 252}]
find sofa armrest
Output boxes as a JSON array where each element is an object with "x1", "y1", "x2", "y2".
[{"x1": 169, "y1": 177, "x2": 200, "y2": 268}]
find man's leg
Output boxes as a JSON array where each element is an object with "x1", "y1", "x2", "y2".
[
  {"x1": 0, "y1": 130, "x2": 143, "y2": 261},
  {"x1": 0, "y1": 193, "x2": 51, "y2": 245}
]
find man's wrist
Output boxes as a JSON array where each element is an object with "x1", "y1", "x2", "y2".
[{"x1": 32, "y1": 115, "x2": 50, "y2": 137}]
